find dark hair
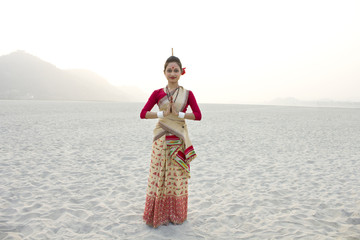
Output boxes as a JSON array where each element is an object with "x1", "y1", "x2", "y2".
[{"x1": 164, "y1": 56, "x2": 182, "y2": 73}]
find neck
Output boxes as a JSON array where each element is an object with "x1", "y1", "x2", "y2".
[{"x1": 167, "y1": 83, "x2": 179, "y2": 91}]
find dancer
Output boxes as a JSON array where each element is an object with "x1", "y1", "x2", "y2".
[{"x1": 140, "y1": 55, "x2": 202, "y2": 228}]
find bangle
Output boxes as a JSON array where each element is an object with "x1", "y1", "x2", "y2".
[
  {"x1": 178, "y1": 112, "x2": 185, "y2": 118},
  {"x1": 157, "y1": 111, "x2": 164, "y2": 118}
]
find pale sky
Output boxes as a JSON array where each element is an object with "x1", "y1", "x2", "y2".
[{"x1": 1, "y1": 0, "x2": 360, "y2": 104}]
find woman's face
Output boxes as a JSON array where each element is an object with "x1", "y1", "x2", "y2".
[{"x1": 164, "y1": 62, "x2": 181, "y2": 84}]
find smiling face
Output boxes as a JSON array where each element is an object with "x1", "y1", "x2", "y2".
[{"x1": 164, "y1": 62, "x2": 181, "y2": 84}]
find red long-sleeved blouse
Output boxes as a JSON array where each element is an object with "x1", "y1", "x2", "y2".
[{"x1": 140, "y1": 88, "x2": 202, "y2": 120}]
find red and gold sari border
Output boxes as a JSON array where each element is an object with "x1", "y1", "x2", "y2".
[
  {"x1": 185, "y1": 146, "x2": 196, "y2": 160},
  {"x1": 174, "y1": 151, "x2": 190, "y2": 173},
  {"x1": 143, "y1": 194, "x2": 188, "y2": 228},
  {"x1": 165, "y1": 135, "x2": 182, "y2": 146}
]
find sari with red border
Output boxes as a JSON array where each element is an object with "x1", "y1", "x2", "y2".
[{"x1": 143, "y1": 86, "x2": 197, "y2": 227}]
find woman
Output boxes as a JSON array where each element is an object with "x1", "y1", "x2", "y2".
[{"x1": 140, "y1": 56, "x2": 202, "y2": 228}]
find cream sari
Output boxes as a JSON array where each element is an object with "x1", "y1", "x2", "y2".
[
  {"x1": 153, "y1": 86, "x2": 197, "y2": 177},
  {"x1": 143, "y1": 86, "x2": 197, "y2": 228}
]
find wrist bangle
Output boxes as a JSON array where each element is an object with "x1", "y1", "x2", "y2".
[
  {"x1": 157, "y1": 111, "x2": 164, "y2": 118},
  {"x1": 178, "y1": 112, "x2": 185, "y2": 118}
]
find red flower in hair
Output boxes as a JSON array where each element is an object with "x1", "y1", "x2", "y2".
[{"x1": 182, "y1": 67, "x2": 186, "y2": 75}]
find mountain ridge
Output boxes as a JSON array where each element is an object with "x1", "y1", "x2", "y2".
[{"x1": 0, "y1": 50, "x2": 145, "y2": 102}]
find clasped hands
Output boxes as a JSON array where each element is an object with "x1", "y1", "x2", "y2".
[{"x1": 164, "y1": 96, "x2": 179, "y2": 117}]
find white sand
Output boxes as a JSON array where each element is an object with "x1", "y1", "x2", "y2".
[{"x1": 1, "y1": 101, "x2": 360, "y2": 239}]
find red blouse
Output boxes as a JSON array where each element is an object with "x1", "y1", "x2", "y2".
[{"x1": 140, "y1": 88, "x2": 202, "y2": 120}]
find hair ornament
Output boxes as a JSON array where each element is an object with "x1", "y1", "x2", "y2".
[{"x1": 182, "y1": 67, "x2": 186, "y2": 75}]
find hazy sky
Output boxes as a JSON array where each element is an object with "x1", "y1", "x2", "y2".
[{"x1": 1, "y1": 0, "x2": 360, "y2": 103}]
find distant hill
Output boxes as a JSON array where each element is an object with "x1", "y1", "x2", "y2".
[
  {"x1": 0, "y1": 50, "x2": 145, "y2": 101},
  {"x1": 269, "y1": 97, "x2": 360, "y2": 108}
]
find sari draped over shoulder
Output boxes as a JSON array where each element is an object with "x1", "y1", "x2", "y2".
[
  {"x1": 143, "y1": 86, "x2": 197, "y2": 228},
  {"x1": 153, "y1": 86, "x2": 197, "y2": 178}
]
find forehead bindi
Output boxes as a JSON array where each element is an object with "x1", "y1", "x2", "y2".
[{"x1": 167, "y1": 63, "x2": 180, "y2": 70}]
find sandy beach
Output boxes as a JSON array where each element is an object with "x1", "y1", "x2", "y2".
[{"x1": 1, "y1": 101, "x2": 360, "y2": 239}]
